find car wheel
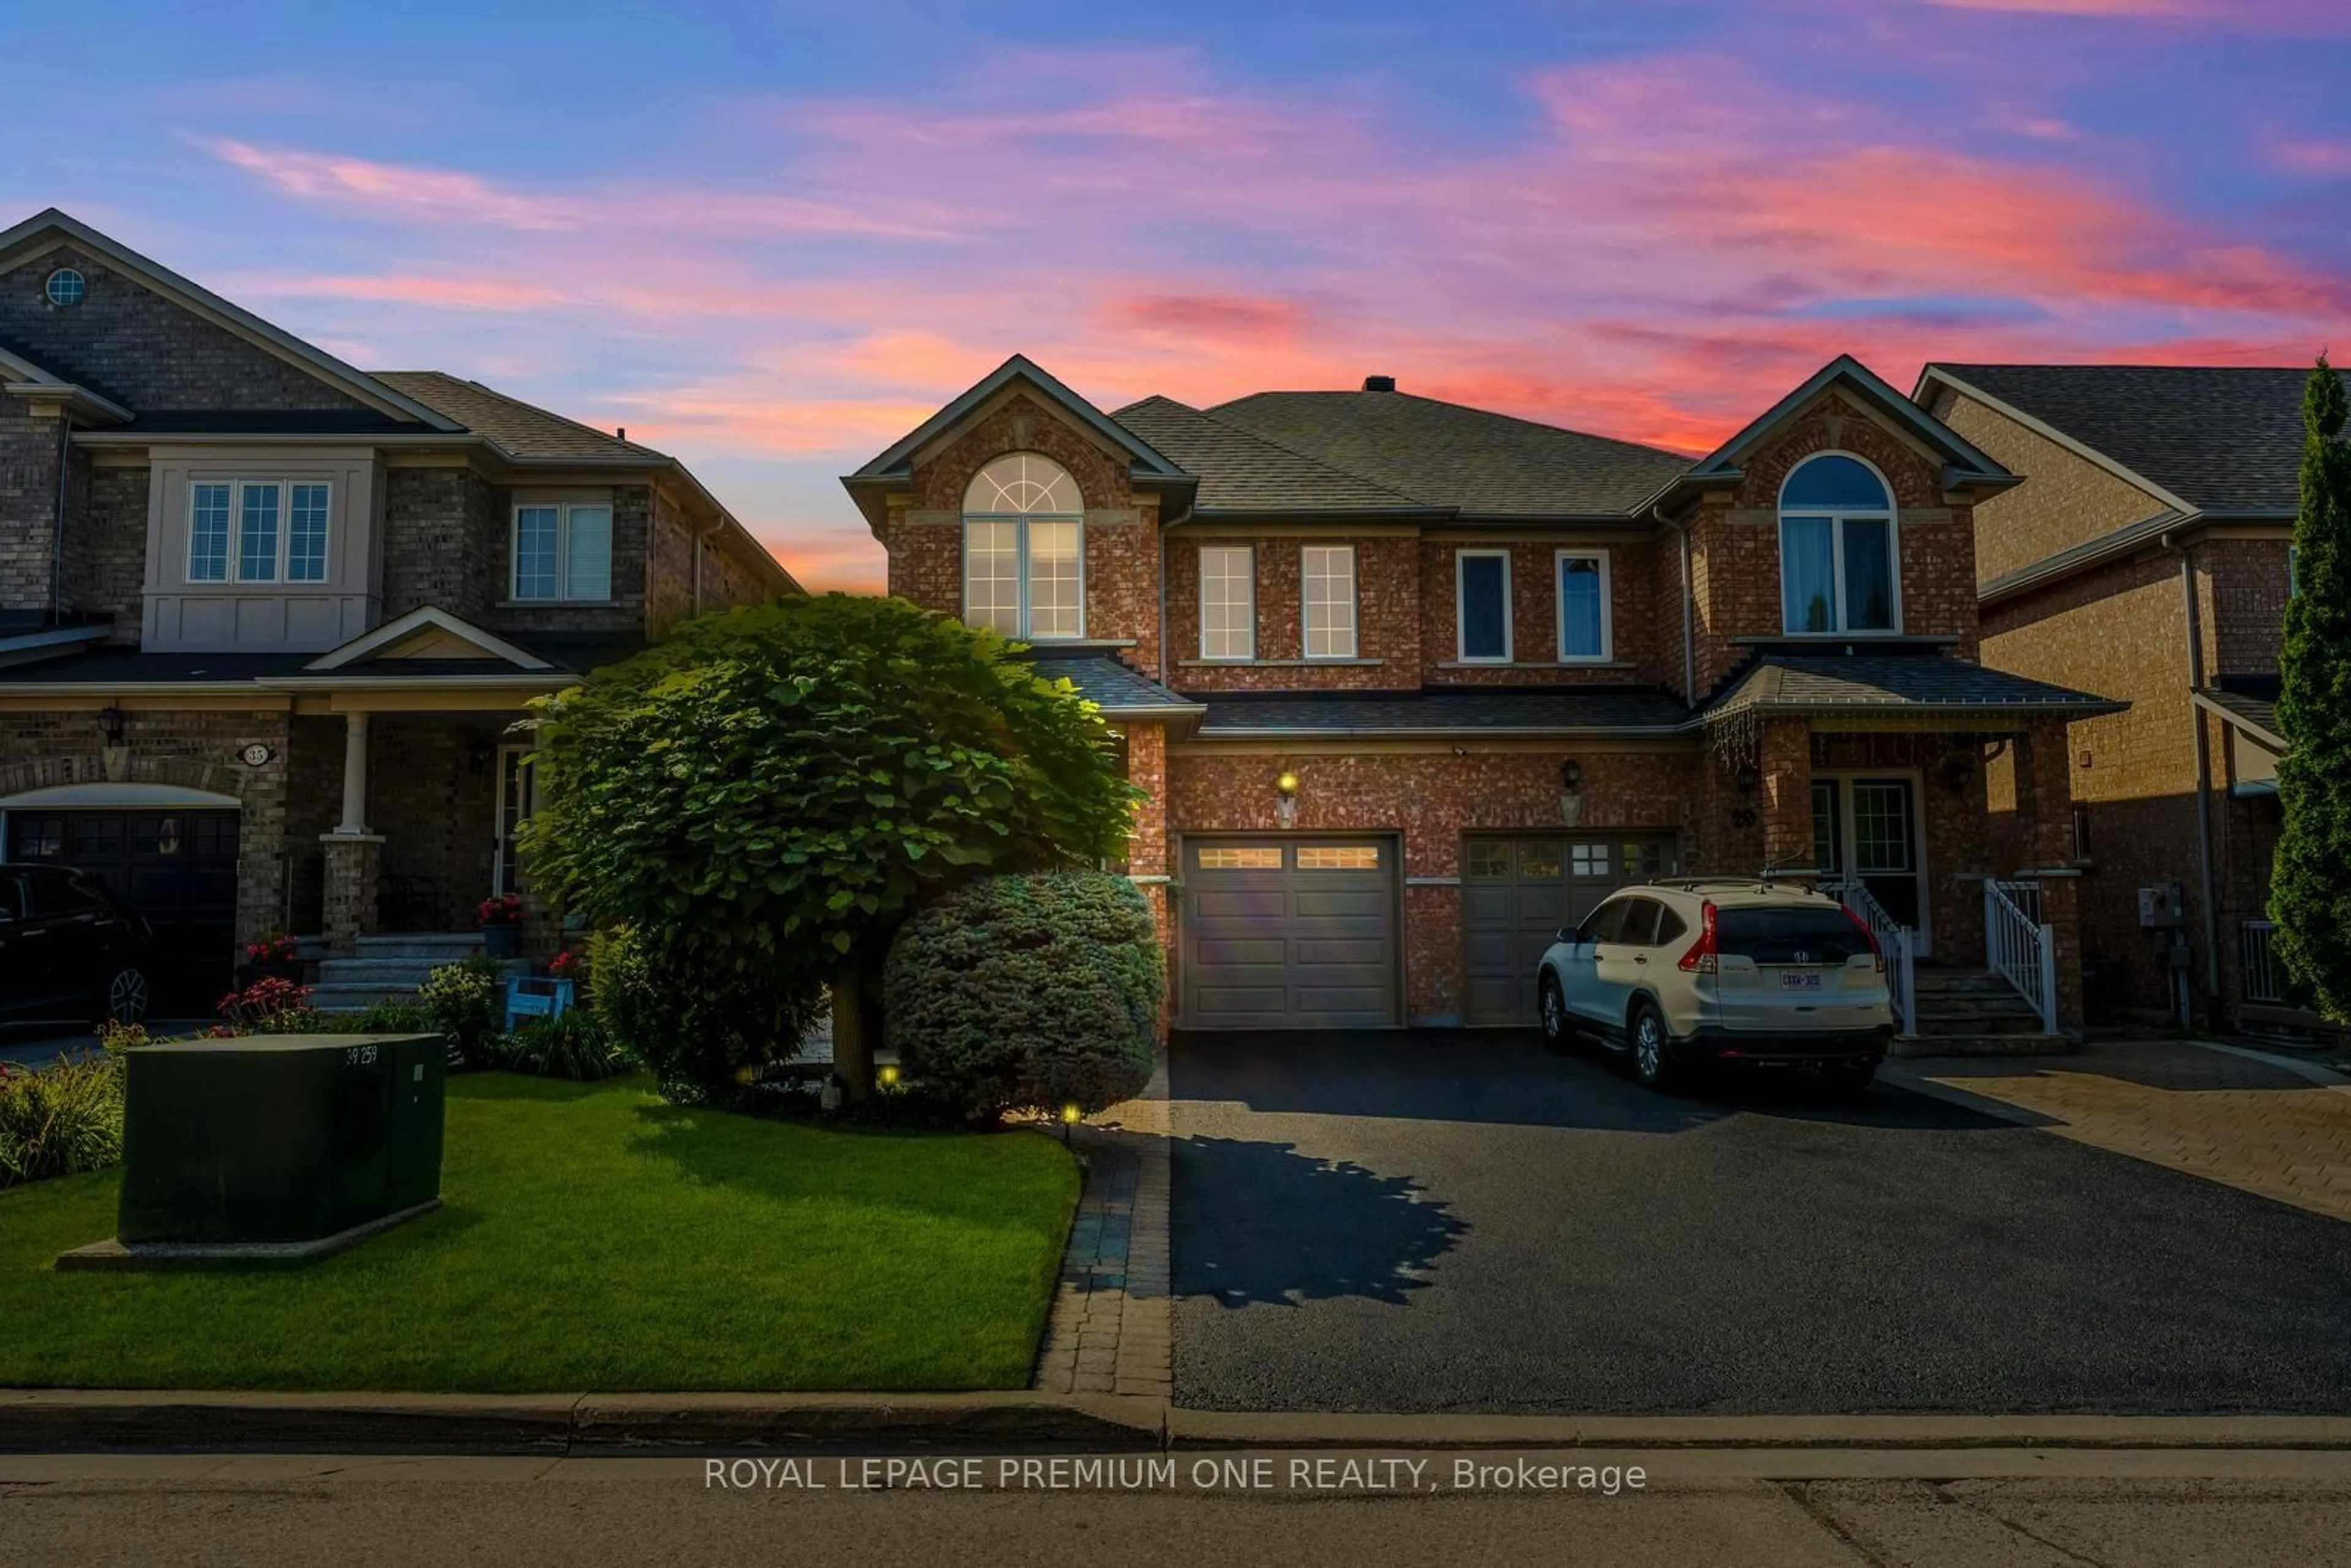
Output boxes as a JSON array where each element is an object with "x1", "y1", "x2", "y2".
[
  {"x1": 1629, "y1": 1003, "x2": 1678, "y2": 1092},
  {"x1": 1539, "y1": 974, "x2": 1576, "y2": 1052},
  {"x1": 1820, "y1": 1060, "x2": 1878, "y2": 1100},
  {"x1": 102, "y1": 964, "x2": 149, "y2": 1025}
]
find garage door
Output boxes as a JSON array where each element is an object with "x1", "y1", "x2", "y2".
[
  {"x1": 4, "y1": 809, "x2": 241, "y2": 996},
  {"x1": 1181, "y1": 837, "x2": 1398, "y2": 1028},
  {"x1": 1463, "y1": 834, "x2": 1677, "y2": 1024}
]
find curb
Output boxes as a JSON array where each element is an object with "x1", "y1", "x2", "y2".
[{"x1": 10, "y1": 1392, "x2": 2351, "y2": 1455}]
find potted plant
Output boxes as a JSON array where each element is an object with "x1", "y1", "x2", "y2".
[
  {"x1": 236, "y1": 931, "x2": 306, "y2": 988},
  {"x1": 478, "y1": 893, "x2": 526, "y2": 959}
]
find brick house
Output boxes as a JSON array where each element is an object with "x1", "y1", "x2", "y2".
[
  {"x1": 849, "y1": 354, "x2": 2121, "y2": 1037},
  {"x1": 0, "y1": 209, "x2": 796, "y2": 1007},
  {"x1": 1919, "y1": 362, "x2": 2333, "y2": 1035}
]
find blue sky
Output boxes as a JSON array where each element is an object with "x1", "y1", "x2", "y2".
[{"x1": 4, "y1": 1, "x2": 2347, "y2": 588}]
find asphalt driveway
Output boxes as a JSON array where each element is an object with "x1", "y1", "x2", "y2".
[{"x1": 1169, "y1": 1029, "x2": 2351, "y2": 1414}]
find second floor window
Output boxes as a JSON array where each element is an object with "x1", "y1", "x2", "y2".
[
  {"x1": 1457, "y1": 549, "x2": 1512, "y2": 661},
  {"x1": 189, "y1": 479, "x2": 332, "y2": 584},
  {"x1": 1780, "y1": 453, "x2": 1897, "y2": 634},
  {"x1": 1556, "y1": 550, "x2": 1610, "y2": 661},
  {"x1": 1302, "y1": 545, "x2": 1356, "y2": 659},
  {"x1": 512, "y1": 500, "x2": 614, "y2": 602},
  {"x1": 1199, "y1": 545, "x2": 1253, "y2": 659},
  {"x1": 964, "y1": 452, "x2": 1083, "y2": 639}
]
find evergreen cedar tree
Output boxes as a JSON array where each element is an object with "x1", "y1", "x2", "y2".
[
  {"x1": 520, "y1": 595, "x2": 1143, "y2": 1097},
  {"x1": 2271, "y1": 356, "x2": 2351, "y2": 1021},
  {"x1": 883, "y1": 872, "x2": 1162, "y2": 1123}
]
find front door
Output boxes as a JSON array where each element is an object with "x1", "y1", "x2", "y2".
[{"x1": 1811, "y1": 776, "x2": 1926, "y2": 952}]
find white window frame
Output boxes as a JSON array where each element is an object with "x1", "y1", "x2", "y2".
[
  {"x1": 1777, "y1": 451, "x2": 1902, "y2": 637},
  {"x1": 959, "y1": 517, "x2": 1087, "y2": 640},
  {"x1": 509, "y1": 498, "x2": 616, "y2": 604},
  {"x1": 187, "y1": 478, "x2": 333, "y2": 585},
  {"x1": 1553, "y1": 547, "x2": 1612, "y2": 663},
  {"x1": 493, "y1": 743, "x2": 539, "y2": 896},
  {"x1": 1198, "y1": 544, "x2": 1254, "y2": 661},
  {"x1": 1301, "y1": 544, "x2": 1357, "y2": 660},
  {"x1": 1455, "y1": 547, "x2": 1513, "y2": 662}
]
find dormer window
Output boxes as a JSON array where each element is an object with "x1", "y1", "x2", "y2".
[
  {"x1": 1779, "y1": 453, "x2": 1898, "y2": 635},
  {"x1": 963, "y1": 452, "x2": 1083, "y2": 639},
  {"x1": 187, "y1": 479, "x2": 331, "y2": 583},
  {"x1": 511, "y1": 497, "x2": 613, "y2": 602}
]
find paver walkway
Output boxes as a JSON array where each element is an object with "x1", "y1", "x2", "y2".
[
  {"x1": 1029, "y1": 1057, "x2": 1171, "y2": 1400},
  {"x1": 1896, "y1": 1039, "x2": 2351, "y2": 1223}
]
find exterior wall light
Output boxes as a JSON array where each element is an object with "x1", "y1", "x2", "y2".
[
  {"x1": 1559, "y1": 759, "x2": 1584, "y2": 795},
  {"x1": 1276, "y1": 770, "x2": 1300, "y2": 796},
  {"x1": 97, "y1": 705, "x2": 127, "y2": 746},
  {"x1": 1275, "y1": 769, "x2": 1299, "y2": 829}
]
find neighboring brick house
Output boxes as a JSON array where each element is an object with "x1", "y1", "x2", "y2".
[
  {"x1": 849, "y1": 354, "x2": 2120, "y2": 1035},
  {"x1": 1918, "y1": 362, "x2": 2331, "y2": 1035},
  {"x1": 0, "y1": 209, "x2": 797, "y2": 1005}
]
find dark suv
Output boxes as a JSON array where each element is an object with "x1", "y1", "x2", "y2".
[{"x1": 0, "y1": 864, "x2": 153, "y2": 1024}]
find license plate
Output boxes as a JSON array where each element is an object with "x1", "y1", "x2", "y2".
[{"x1": 1778, "y1": 971, "x2": 1824, "y2": 991}]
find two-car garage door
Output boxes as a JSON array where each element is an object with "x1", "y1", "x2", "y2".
[{"x1": 1180, "y1": 837, "x2": 1398, "y2": 1028}]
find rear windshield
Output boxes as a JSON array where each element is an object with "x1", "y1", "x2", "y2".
[{"x1": 1715, "y1": 906, "x2": 1866, "y2": 964}]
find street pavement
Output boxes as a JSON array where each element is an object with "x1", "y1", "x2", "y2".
[
  {"x1": 7, "y1": 1450, "x2": 2351, "y2": 1566},
  {"x1": 1170, "y1": 1030, "x2": 2351, "y2": 1415}
]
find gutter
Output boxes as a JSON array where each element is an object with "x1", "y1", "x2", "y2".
[{"x1": 2167, "y1": 531, "x2": 2224, "y2": 1007}]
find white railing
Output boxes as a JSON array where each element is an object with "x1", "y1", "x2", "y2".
[
  {"x1": 1984, "y1": 878, "x2": 2059, "y2": 1035},
  {"x1": 1828, "y1": 878, "x2": 1916, "y2": 1034},
  {"x1": 2240, "y1": 920, "x2": 2285, "y2": 1005}
]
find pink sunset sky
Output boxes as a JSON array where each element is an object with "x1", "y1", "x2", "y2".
[{"x1": 5, "y1": 0, "x2": 2349, "y2": 590}]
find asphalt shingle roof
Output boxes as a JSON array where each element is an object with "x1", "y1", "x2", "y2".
[
  {"x1": 1024, "y1": 655, "x2": 1199, "y2": 715},
  {"x1": 1934, "y1": 364, "x2": 2351, "y2": 515},
  {"x1": 1194, "y1": 687, "x2": 1691, "y2": 737},
  {"x1": 1108, "y1": 396, "x2": 1422, "y2": 514},
  {"x1": 1204, "y1": 389, "x2": 1693, "y2": 517},
  {"x1": 1703, "y1": 655, "x2": 2123, "y2": 721},
  {"x1": 2201, "y1": 687, "x2": 2284, "y2": 746},
  {"x1": 371, "y1": 371, "x2": 667, "y2": 462}
]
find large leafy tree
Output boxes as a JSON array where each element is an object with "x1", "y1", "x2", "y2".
[
  {"x1": 521, "y1": 595, "x2": 1141, "y2": 1095},
  {"x1": 2270, "y1": 356, "x2": 2351, "y2": 1019}
]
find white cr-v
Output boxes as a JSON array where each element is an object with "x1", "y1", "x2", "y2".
[{"x1": 1535, "y1": 880, "x2": 1894, "y2": 1094}]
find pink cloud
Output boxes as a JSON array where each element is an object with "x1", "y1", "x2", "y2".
[
  {"x1": 209, "y1": 140, "x2": 582, "y2": 230},
  {"x1": 2267, "y1": 135, "x2": 2351, "y2": 175}
]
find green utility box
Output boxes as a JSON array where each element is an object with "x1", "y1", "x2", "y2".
[{"x1": 118, "y1": 1034, "x2": 446, "y2": 1245}]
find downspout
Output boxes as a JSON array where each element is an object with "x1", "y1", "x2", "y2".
[
  {"x1": 1654, "y1": 503, "x2": 1697, "y2": 706},
  {"x1": 2167, "y1": 533, "x2": 2223, "y2": 1010},
  {"x1": 50, "y1": 416, "x2": 70, "y2": 625}
]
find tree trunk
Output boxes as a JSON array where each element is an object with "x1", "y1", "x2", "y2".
[{"x1": 831, "y1": 967, "x2": 880, "y2": 1100}]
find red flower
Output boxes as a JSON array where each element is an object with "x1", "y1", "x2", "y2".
[{"x1": 549, "y1": 950, "x2": 575, "y2": 975}]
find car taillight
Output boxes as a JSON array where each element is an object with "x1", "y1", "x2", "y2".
[
  {"x1": 1842, "y1": 907, "x2": 1884, "y2": 973},
  {"x1": 1678, "y1": 900, "x2": 1718, "y2": 973}
]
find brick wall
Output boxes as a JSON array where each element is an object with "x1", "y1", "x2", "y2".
[
  {"x1": 0, "y1": 707, "x2": 291, "y2": 943},
  {"x1": 0, "y1": 246, "x2": 373, "y2": 413},
  {"x1": 1982, "y1": 552, "x2": 2198, "y2": 1019},
  {"x1": 1933, "y1": 388, "x2": 2168, "y2": 583},
  {"x1": 64, "y1": 462, "x2": 148, "y2": 639},
  {"x1": 646, "y1": 486, "x2": 697, "y2": 636},
  {"x1": 1417, "y1": 538, "x2": 1663, "y2": 686},
  {"x1": 0, "y1": 393, "x2": 63, "y2": 615},
  {"x1": 1166, "y1": 534, "x2": 1420, "y2": 689},
  {"x1": 1687, "y1": 393, "x2": 1978, "y2": 694},
  {"x1": 700, "y1": 529, "x2": 777, "y2": 610},
  {"x1": 368, "y1": 715, "x2": 504, "y2": 931},
  {"x1": 2205, "y1": 537, "x2": 2293, "y2": 678},
  {"x1": 381, "y1": 467, "x2": 501, "y2": 621}
]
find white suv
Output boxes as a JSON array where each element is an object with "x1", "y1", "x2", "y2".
[{"x1": 1536, "y1": 880, "x2": 1893, "y2": 1094}]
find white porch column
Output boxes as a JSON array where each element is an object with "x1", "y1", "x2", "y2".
[{"x1": 336, "y1": 710, "x2": 370, "y2": 835}]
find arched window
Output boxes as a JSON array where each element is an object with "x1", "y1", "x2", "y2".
[
  {"x1": 962, "y1": 453, "x2": 1084, "y2": 639},
  {"x1": 1779, "y1": 453, "x2": 1898, "y2": 635}
]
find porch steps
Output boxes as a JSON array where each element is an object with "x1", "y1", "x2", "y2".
[
  {"x1": 309, "y1": 933, "x2": 498, "y2": 1013},
  {"x1": 1898, "y1": 966, "x2": 2072, "y2": 1057}
]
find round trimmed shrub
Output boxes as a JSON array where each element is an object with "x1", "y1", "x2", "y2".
[
  {"x1": 590, "y1": 925, "x2": 819, "y2": 1103},
  {"x1": 883, "y1": 872, "x2": 1161, "y2": 1123}
]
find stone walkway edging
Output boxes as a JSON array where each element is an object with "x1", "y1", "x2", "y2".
[
  {"x1": 1029, "y1": 1054, "x2": 1172, "y2": 1400},
  {"x1": 12, "y1": 1391, "x2": 2351, "y2": 1455}
]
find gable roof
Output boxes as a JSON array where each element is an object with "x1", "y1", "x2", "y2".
[
  {"x1": 372, "y1": 371, "x2": 665, "y2": 462},
  {"x1": 1918, "y1": 363, "x2": 2348, "y2": 516},
  {"x1": 0, "y1": 208, "x2": 461, "y2": 430},
  {"x1": 1682, "y1": 354, "x2": 2015, "y2": 498},
  {"x1": 1106, "y1": 396, "x2": 1427, "y2": 514},
  {"x1": 1206, "y1": 387, "x2": 1691, "y2": 518},
  {"x1": 0, "y1": 339, "x2": 130, "y2": 423},
  {"x1": 305, "y1": 606, "x2": 553, "y2": 672},
  {"x1": 848, "y1": 354, "x2": 1188, "y2": 484}
]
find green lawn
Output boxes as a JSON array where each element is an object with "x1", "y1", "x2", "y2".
[{"x1": 0, "y1": 1075, "x2": 1080, "y2": 1392}]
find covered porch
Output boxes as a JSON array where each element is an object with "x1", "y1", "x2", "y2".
[{"x1": 1703, "y1": 652, "x2": 2127, "y2": 1039}]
